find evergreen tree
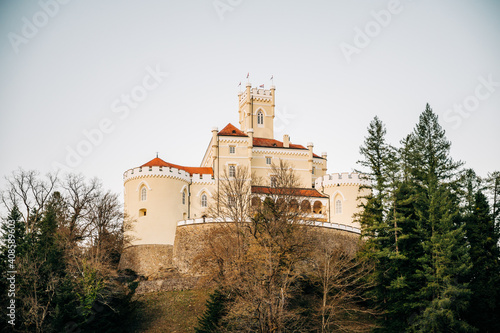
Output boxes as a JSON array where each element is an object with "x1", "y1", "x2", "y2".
[
  {"x1": 463, "y1": 185, "x2": 500, "y2": 332},
  {"x1": 195, "y1": 288, "x2": 231, "y2": 333},
  {"x1": 404, "y1": 104, "x2": 473, "y2": 332},
  {"x1": 357, "y1": 116, "x2": 409, "y2": 331}
]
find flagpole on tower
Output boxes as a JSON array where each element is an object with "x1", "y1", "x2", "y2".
[
  {"x1": 270, "y1": 75, "x2": 274, "y2": 86},
  {"x1": 246, "y1": 72, "x2": 250, "y2": 84}
]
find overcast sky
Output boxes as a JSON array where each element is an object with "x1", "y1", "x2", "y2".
[{"x1": 1, "y1": 0, "x2": 499, "y2": 199}]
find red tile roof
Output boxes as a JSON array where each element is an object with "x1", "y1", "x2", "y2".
[
  {"x1": 253, "y1": 137, "x2": 323, "y2": 159},
  {"x1": 252, "y1": 186, "x2": 327, "y2": 198},
  {"x1": 141, "y1": 157, "x2": 213, "y2": 176},
  {"x1": 218, "y1": 123, "x2": 248, "y2": 137}
]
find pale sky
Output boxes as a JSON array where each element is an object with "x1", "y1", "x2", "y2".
[{"x1": 1, "y1": 0, "x2": 499, "y2": 199}]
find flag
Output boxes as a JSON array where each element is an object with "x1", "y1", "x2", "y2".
[
  {"x1": 270, "y1": 75, "x2": 273, "y2": 80},
  {"x1": 246, "y1": 72, "x2": 249, "y2": 79},
  {"x1": 259, "y1": 84, "x2": 264, "y2": 88},
  {"x1": 238, "y1": 82, "x2": 241, "y2": 87}
]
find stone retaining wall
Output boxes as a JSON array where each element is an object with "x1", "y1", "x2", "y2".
[{"x1": 119, "y1": 244, "x2": 173, "y2": 277}]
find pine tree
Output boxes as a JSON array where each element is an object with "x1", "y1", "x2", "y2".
[
  {"x1": 405, "y1": 104, "x2": 473, "y2": 332},
  {"x1": 195, "y1": 288, "x2": 231, "y2": 333},
  {"x1": 357, "y1": 116, "x2": 409, "y2": 330},
  {"x1": 463, "y1": 184, "x2": 500, "y2": 332}
]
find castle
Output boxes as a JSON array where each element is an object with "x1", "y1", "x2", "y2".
[{"x1": 119, "y1": 83, "x2": 367, "y2": 277}]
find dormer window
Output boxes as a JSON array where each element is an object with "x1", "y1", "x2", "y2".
[{"x1": 257, "y1": 111, "x2": 264, "y2": 125}]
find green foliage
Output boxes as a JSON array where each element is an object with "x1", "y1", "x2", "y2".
[
  {"x1": 463, "y1": 188, "x2": 500, "y2": 332},
  {"x1": 358, "y1": 105, "x2": 489, "y2": 332},
  {"x1": 195, "y1": 288, "x2": 231, "y2": 333}
]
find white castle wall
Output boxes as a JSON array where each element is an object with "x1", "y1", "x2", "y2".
[{"x1": 315, "y1": 172, "x2": 369, "y2": 229}]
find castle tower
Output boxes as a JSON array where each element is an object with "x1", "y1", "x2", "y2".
[
  {"x1": 238, "y1": 83, "x2": 275, "y2": 139},
  {"x1": 315, "y1": 173, "x2": 369, "y2": 231}
]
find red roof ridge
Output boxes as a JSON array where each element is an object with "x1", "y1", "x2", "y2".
[
  {"x1": 251, "y1": 185, "x2": 327, "y2": 198},
  {"x1": 218, "y1": 123, "x2": 248, "y2": 137},
  {"x1": 141, "y1": 157, "x2": 213, "y2": 176},
  {"x1": 252, "y1": 137, "x2": 323, "y2": 159}
]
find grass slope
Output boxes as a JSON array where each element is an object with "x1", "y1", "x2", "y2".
[{"x1": 126, "y1": 289, "x2": 210, "y2": 333}]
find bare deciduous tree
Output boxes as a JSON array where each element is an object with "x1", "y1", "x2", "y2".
[{"x1": 310, "y1": 232, "x2": 377, "y2": 333}]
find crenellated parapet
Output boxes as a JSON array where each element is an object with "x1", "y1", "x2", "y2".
[
  {"x1": 124, "y1": 166, "x2": 192, "y2": 184},
  {"x1": 315, "y1": 172, "x2": 369, "y2": 188},
  {"x1": 191, "y1": 173, "x2": 216, "y2": 185}
]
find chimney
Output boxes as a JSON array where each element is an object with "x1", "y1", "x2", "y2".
[{"x1": 283, "y1": 134, "x2": 290, "y2": 148}]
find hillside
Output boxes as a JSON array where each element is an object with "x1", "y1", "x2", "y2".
[{"x1": 126, "y1": 289, "x2": 210, "y2": 333}]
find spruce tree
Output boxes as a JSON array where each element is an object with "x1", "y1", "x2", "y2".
[
  {"x1": 405, "y1": 104, "x2": 473, "y2": 332},
  {"x1": 463, "y1": 186, "x2": 500, "y2": 332},
  {"x1": 195, "y1": 288, "x2": 231, "y2": 333},
  {"x1": 357, "y1": 116, "x2": 408, "y2": 330}
]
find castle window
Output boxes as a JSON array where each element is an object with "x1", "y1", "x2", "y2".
[
  {"x1": 182, "y1": 191, "x2": 186, "y2": 205},
  {"x1": 201, "y1": 194, "x2": 208, "y2": 208},
  {"x1": 229, "y1": 146, "x2": 236, "y2": 154},
  {"x1": 139, "y1": 208, "x2": 147, "y2": 217},
  {"x1": 229, "y1": 164, "x2": 236, "y2": 178},
  {"x1": 257, "y1": 111, "x2": 264, "y2": 125},
  {"x1": 266, "y1": 157, "x2": 272, "y2": 165},
  {"x1": 312, "y1": 166, "x2": 315, "y2": 174},
  {"x1": 141, "y1": 187, "x2": 147, "y2": 201},
  {"x1": 301, "y1": 200, "x2": 311, "y2": 213},
  {"x1": 335, "y1": 199, "x2": 342, "y2": 214},
  {"x1": 313, "y1": 201, "x2": 322, "y2": 214}
]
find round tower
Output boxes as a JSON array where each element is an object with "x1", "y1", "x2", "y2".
[
  {"x1": 119, "y1": 158, "x2": 192, "y2": 276},
  {"x1": 315, "y1": 172, "x2": 369, "y2": 230}
]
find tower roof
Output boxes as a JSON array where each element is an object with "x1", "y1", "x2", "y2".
[
  {"x1": 218, "y1": 123, "x2": 248, "y2": 137},
  {"x1": 141, "y1": 157, "x2": 213, "y2": 175}
]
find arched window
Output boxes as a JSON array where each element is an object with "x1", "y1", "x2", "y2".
[
  {"x1": 301, "y1": 200, "x2": 311, "y2": 213},
  {"x1": 201, "y1": 193, "x2": 208, "y2": 208},
  {"x1": 257, "y1": 111, "x2": 264, "y2": 125},
  {"x1": 182, "y1": 191, "x2": 186, "y2": 205},
  {"x1": 141, "y1": 187, "x2": 147, "y2": 201},
  {"x1": 313, "y1": 201, "x2": 322, "y2": 214},
  {"x1": 335, "y1": 199, "x2": 342, "y2": 214}
]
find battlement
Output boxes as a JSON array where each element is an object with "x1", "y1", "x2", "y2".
[
  {"x1": 315, "y1": 172, "x2": 369, "y2": 188},
  {"x1": 124, "y1": 166, "x2": 193, "y2": 183},
  {"x1": 239, "y1": 86, "x2": 274, "y2": 105},
  {"x1": 191, "y1": 173, "x2": 216, "y2": 184}
]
